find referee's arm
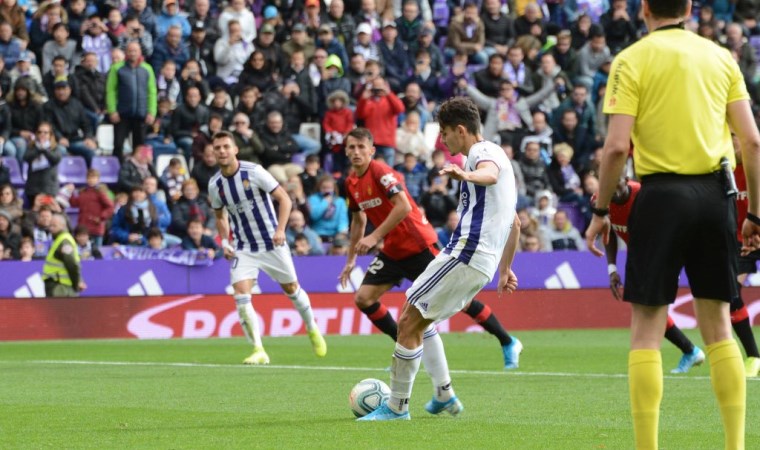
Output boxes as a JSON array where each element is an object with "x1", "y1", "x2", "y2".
[{"x1": 728, "y1": 100, "x2": 760, "y2": 251}]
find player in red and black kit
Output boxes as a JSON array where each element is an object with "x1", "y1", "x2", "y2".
[
  {"x1": 338, "y1": 128, "x2": 523, "y2": 369},
  {"x1": 731, "y1": 139, "x2": 760, "y2": 377},
  {"x1": 599, "y1": 177, "x2": 705, "y2": 373}
]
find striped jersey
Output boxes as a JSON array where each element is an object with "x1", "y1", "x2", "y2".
[
  {"x1": 443, "y1": 140, "x2": 517, "y2": 279},
  {"x1": 208, "y1": 161, "x2": 279, "y2": 253}
]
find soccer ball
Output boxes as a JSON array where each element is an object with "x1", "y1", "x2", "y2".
[{"x1": 349, "y1": 378, "x2": 390, "y2": 417}]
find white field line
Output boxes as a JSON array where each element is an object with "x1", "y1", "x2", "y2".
[{"x1": 5, "y1": 359, "x2": 758, "y2": 382}]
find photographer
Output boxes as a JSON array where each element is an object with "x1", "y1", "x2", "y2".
[
  {"x1": 355, "y1": 76, "x2": 404, "y2": 164},
  {"x1": 119, "y1": 15, "x2": 154, "y2": 59}
]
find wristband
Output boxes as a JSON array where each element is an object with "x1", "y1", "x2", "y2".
[
  {"x1": 591, "y1": 206, "x2": 609, "y2": 217},
  {"x1": 607, "y1": 264, "x2": 617, "y2": 275},
  {"x1": 222, "y1": 239, "x2": 234, "y2": 252},
  {"x1": 748, "y1": 212, "x2": 760, "y2": 226}
]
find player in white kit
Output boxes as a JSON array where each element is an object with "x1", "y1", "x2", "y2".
[
  {"x1": 208, "y1": 131, "x2": 327, "y2": 364},
  {"x1": 359, "y1": 97, "x2": 521, "y2": 421}
]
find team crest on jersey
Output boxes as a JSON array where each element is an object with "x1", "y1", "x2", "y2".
[
  {"x1": 242, "y1": 179, "x2": 250, "y2": 190},
  {"x1": 379, "y1": 173, "x2": 397, "y2": 188},
  {"x1": 367, "y1": 186, "x2": 373, "y2": 196}
]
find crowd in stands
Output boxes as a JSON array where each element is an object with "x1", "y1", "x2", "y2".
[{"x1": 1, "y1": 0, "x2": 760, "y2": 262}]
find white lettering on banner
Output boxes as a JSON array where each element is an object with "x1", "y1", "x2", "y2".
[
  {"x1": 182, "y1": 311, "x2": 217, "y2": 338},
  {"x1": 339, "y1": 308, "x2": 355, "y2": 335},
  {"x1": 544, "y1": 262, "x2": 580, "y2": 289},
  {"x1": 218, "y1": 311, "x2": 241, "y2": 338},
  {"x1": 312, "y1": 309, "x2": 338, "y2": 334},
  {"x1": 270, "y1": 310, "x2": 303, "y2": 336},
  {"x1": 668, "y1": 294, "x2": 698, "y2": 329},
  {"x1": 127, "y1": 294, "x2": 204, "y2": 338}
]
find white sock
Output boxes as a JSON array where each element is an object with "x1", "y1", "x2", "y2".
[
  {"x1": 389, "y1": 342, "x2": 423, "y2": 414},
  {"x1": 421, "y1": 324, "x2": 454, "y2": 402},
  {"x1": 287, "y1": 286, "x2": 317, "y2": 331},
  {"x1": 234, "y1": 294, "x2": 262, "y2": 348}
]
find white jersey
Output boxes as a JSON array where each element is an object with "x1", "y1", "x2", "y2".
[
  {"x1": 208, "y1": 161, "x2": 279, "y2": 253},
  {"x1": 443, "y1": 140, "x2": 517, "y2": 279}
]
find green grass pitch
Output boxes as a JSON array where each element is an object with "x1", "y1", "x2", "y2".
[{"x1": 1, "y1": 329, "x2": 759, "y2": 449}]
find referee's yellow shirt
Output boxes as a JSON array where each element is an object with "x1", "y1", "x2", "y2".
[{"x1": 603, "y1": 28, "x2": 750, "y2": 176}]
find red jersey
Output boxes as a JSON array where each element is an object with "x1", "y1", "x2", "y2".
[
  {"x1": 345, "y1": 160, "x2": 439, "y2": 260},
  {"x1": 592, "y1": 180, "x2": 641, "y2": 244},
  {"x1": 735, "y1": 164, "x2": 747, "y2": 241}
]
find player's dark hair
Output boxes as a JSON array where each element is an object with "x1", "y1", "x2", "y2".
[
  {"x1": 438, "y1": 97, "x2": 481, "y2": 135},
  {"x1": 212, "y1": 130, "x2": 235, "y2": 142},
  {"x1": 647, "y1": 0, "x2": 689, "y2": 18},
  {"x1": 345, "y1": 127, "x2": 374, "y2": 145}
]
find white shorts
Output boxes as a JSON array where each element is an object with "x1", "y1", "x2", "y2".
[
  {"x1": 405, "y1": 254, "x2": 490, "y2": 322},
  {"x1": 230, "y1": 245, "x2": 298, "y2": 285}
]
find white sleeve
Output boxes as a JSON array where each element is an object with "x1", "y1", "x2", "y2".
[
  {"x1": 472, "y1": 144, "x2": 503, "y2": 170},
  {"x1": 208, "y1": 179, "x2": 223, "y2": 209},
  {"x1": 253, "y1": 165, "x2": 279, "y2": 193}
]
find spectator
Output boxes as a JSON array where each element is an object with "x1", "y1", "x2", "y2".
[
  {"x1": 10, "y1": 51, "x2": 45, "y2": 100},
  {"x1": 317, "y1": 24, "x2": 350, "y2": 75},
  {"x1": 481, "y1": 0, "x2": 514, "y2": 57},
  {"x1": 406, "y1": 48, "x2": 441, "y2": 104},
  {"x1": 542, "y1": 209, "x2": 586, "y2": 251},
  {"x1": 465, "y1": 79, "x2": 531, "y2": 147},
  {"x1": 293, "y1": 233, "x2": 315, "y2": 256},
  {"x1": 179, "y1": 59, "x2": 210, "y2": 102},
  {"x1": 310, "y1": 48, "x2": 328, "y2": 88},
  {"x1": 529, "y1": 53, "x2": 572, "y2": 114},
  {"x1": 354, "y1": 0, "x2": 385, "y2": 40},
  {"x1": 254, "y1": 24, "x2": 282, "y2": 74},
  {"x1": 41, "y1": 23, "x2": 77, "y2": 74},
  {"x1": 69, "y1": 168, "x2": 114, "y2": 248},
  {"x1": 0, "y1": 84, "x2": 13, "y2": 159},
  {"x1": 213, "y1": 20, "x2": 253, "y2": 88},
  {"x1": 160, "y1": 157, "x2": 188, "y2": 204},
  {"x1": 517, "y1": 207, "x2": 549, "y2": 251},
  {"x1": 188, "y1": 0, "x2": 220, "y2": 44},
  {"x1": 156, "y1": 60, "x2": 181, "y2": 107},
  {"x1": 308, "y1": 175, "x2": 349, "y2": 240},
  {"x1": 474, "y1": 53, "x2": 506, "y2": 98},
  {"x1": 218, "y1": 0, "x2": 256, "y2": 44},
  {"x1": 0, "y1": 184, "x2": 23, "y2": 224},
  {"x1": 142, "y1": 176, "x2": 175, "y2": 245},
  {"x1": 230, "y1": 112, "x2": 264, "y2": 164},
  {"x1": 299, "y1": 154, "x2": 324, "y2": 196},
  {"x1": 0, "y1": 209, "x2": 20, "y2": 258},
  {"x1": 42, "y1": 55, "x2": 78, "y2": 101},
  {"x1": 504, "y1": 45, "x2": 535, "y2": 96},
  {"x1": 317, "y1": 54, "x2": 352, "y2": 117},
  {"x1": 193, "y1": 113, "x2": 224, "y2": 163},
  {"x1": 286, "y1": 209, "x2": 325, "y2": 255},
  {"x1": 80, "y1": 14, "x2": 114, "y2": 74},
  {"x1": 520, "y1": 234, "x2": 542, "y2": 252},
  {"x1": 118, "y1": 15, "x2": 154, "y2": 59},
  {"x1": 398, "y1": 81, "x2": 432, "y2": 129},
  {"x1": 117, "y1": 144, "x2": 158, "y2": 193},
  {"x1": 0, "y1": 22, "x2": 23, "y2": 68},
  {"x1": 438, "y1": 51, "x2": 471, "y2": 99},
  {"x1": 327, "y1": 233, "x2": 349, "y2": 255},
  {"x1": 30, "y1": 203, "x2": 54, "y2": 258},
  {"x1": 8, "y1": 78, "x2": 43, "y2": 163},
  {"x1": 407, "y1": 27, "x2": 444, "y2": 77},
  {"x1": 43, "y1": 77, "x2": 97, "y2": 167},
  {"x1": 552, "y1": 109, "x2": 594, "y2": 169},
  {"x1": 151, "y1": 25, "x2": 189, "y2": 75},
  {"x1": 181, "y1": 217, "x2": 220, "y2": 259},
  {"x1": 146, "y1": 226, "x2": 165, "y2": 249},
  {"x1": 146, "y1": 97, "x2": 179, "y2": 159},
  {"x1": 207, "y1": 89, "x2": 233, "y2": 129},
  {"x1": 279, "y1": 81, "x2": 321, "y2": 156},
  {"x1": 514, "y1": 3, "x2": 543, "y2": 39},
  {"x1": 420, "y1": 172, "x2": 457, "y2": 228},
  {"x1": 446, "y1": 2, "x2": 487, "y2": 65},
  {"x1": 169, "y1": 179, "x2": 215, "y2": 239},
  {"x1": 155, "y1": 0, "x2": 191, "y2": 40},
  {"x1": 552, "y1": 30, "x2": 579, "y2": 77},
  {"x1": 281, "y1": 49, "x2": 317, "y2": 118},
  {"x1": 323, "y1": 89, "x2": 354, "y2": 172},
  {"x1": 106, "y1": 8, "x2": 126, "y2": 41},
  {"x1": 350, "y1": 23, "x2": 381, "y2": 62},
  {"x1": 29, "y1": 0, "x2": 67, "y2": 55},
  {"x1": 171, "y1": 86, "x2": 208, "y2": 159},
  {"x1": 107, "y1": 42, "x2": 157, "y2": 161},
  {"x1": 261, "y1": 6, "x2": 287, "y2": 44},
  {"x1": 394, "y1": 152, "x2": 427, "y2": 202},
  {"x1": 600, "y1": 0, "x2": 637, "y2": 54},
  {"x1": 395, "y1": 0, "x2": 423, "y2": 47},
  {"x1": 576, "y1": 27, "x2": 610, "y2": 88},
  {"x1": 64, "y1": 0, "x2": 86, "y2": 43},
  {"x1": 303, "y1": 0, "x2": 323, "y2": 37},
  {"x1": 323, "y1": 0, "x2": 357, "y2": 46},
  {"x1": 519, "y1": 140, "x2": 551, "y2": 201},
  {"x1": 24, "y1": 122, "x2": 63, "y2": 204},
  {"x1": 547, "y1": 143, "x2": 585, "y2": 202},
  {"x1": 724, "y1": 22, "x2": 757, "y2": 84},
  {"x1": 282, "y1": 23, "x2": 316, "y2": 66},
  {"x1": 436, "y1": 210, "x2": 458, "y2": 247},
  {"x1": 356, "y1": 77, "x2": 404, "y2": 163},
  {"x1": 238, "y1": 50, "x2": 277, "y2": 94},
  {"x1": 260, "y1": 110, "x2": 302, "y2": 184},
  {"x1": 190, "y1": 143, "x2": 218, "y2": 196},
  {"x1": 187, "y1": 21, "x2": 215, "y2": 79},
  {"x1": 18, "y1": 236, "x2": 35, "y2": 260},
  {"x1": 570, "y1": 14, "x2": 593, "y2": 50},
  {"x1": 73, "y1": 52, "x2": 107, "y2": 133},
  {"x1": 110, "y1": 185, "x2": 158, "y2": 246},
  {"x1": 377, "y1": 20, "x2": 409, "y2": 92},
  {"x1": 0, "y1": 0, "x2": 29, "y2": 45},
  {"x1": 395, "y1": 110, "x2": 428, "y2": 163},
  {"x1": 74, "y1": 224, "x2": 102, "y2": 260}
]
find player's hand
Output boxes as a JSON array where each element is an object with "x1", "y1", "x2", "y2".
[
  {"x1": 355, "y1": 235, "x2": 378, "y2": 255},
  {"x1": 585, "y1": 214, "x2": 610, "y2": 257},
  {"x1": 609, "y1": 272, "x2": 623, "y2": 301},
  {"x1": 741, "y1": 218, "x2": 760, "y2": 256},
  {"x1": 339, "y1": 262, "x2": 355, "y2": 288},
  {"x1": 497, "y1": 269, "x2": 518, "y2": 297},
  {"x1": 78, "y1": 280, "x2": 87, "y2": 292},
  {"x1": 273, "y1": 229, "x2": 286, "y2": 246},
  {"x1": 439, "y1": 164, "x2": 467, "y2": 181}
]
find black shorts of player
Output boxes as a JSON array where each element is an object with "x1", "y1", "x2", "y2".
[
  {"x1": 623, "y1": 172, "x2": 739, "y2": 306},
  {"x1": 362, "y1": 246, "x2": 438, "y2": 287},
  {"x1": 737, "y1": 243, "x2": 760, "y2": 275}
]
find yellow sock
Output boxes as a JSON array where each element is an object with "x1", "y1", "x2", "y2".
[
  {"x1": 707, "y1": 339, "x2": 746, "y2": 450},
  {"x1": 629, "y1": 349, "x2": 663, "y2": 450}
]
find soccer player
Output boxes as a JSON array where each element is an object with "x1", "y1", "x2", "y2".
[
  {"x1": 602, "y1": 177, "x2": 706, "y2": 374},
  {"x1": 586, "y1": 0, "x2": 760, "y2": 446},
  {"x1": 338, "y1": 127, "x2": 523, "y2": 370},
  {"x1": 359, "y1": 97, "x2": 521, "y2": 421},
  {"x1": 208, "y1": 131, "x2": 327, "y2": 364}
]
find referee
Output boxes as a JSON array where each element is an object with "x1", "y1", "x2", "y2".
[{"x1": 585, "y1": 0, "x2": 760, "y2": 449}]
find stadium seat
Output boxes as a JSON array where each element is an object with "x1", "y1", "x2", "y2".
[
  {"x1": 323, "y1": 153, "x2": 334, "y2": 174},
  {"x1": 2, "y1": 157, "x2": 24, "y2": 186},
  {"x1": 299, "y1": 122, "x2": 321, "y2": 143},
  {"x1": 557, "y1": 202, "x2": 586, "y2": 234},
  {"x1": 423, "y1": 122, "x2": 440, "y2": 151},
  {"x1": 292, "y1": 153, "x2": 307, "y2": 168},
  {"x1": 16, "y1": 187, "x2": 23, "y2": 200},
  {"x1": 58, "y1": 156, "x2": 88, "y2": 185},
  {"x1": 156, "y1": 154, "x2": 188, "y2": 177},
  {"x1": 96, "y1": 124, "x2": 115, "y2": 156},
  {"x1": 92, "y1": 156, "x2": 120, "y2": 185}
]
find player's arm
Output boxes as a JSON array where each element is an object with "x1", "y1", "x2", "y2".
[
  {"x1": 603, "y1": 231, "x2": 623, "y2": 300},
  {"x1": 440, "y1": 160, "x2": 500, "y2": 186},
  {"x1": 727, "y1": 99, "x2": 760, "y2": 253},
  {"x1": 497, "y1": 215, "x2": 521, "y2": 297},
  {"x1": 355, "y1": 192, "x2": 412, "y2": 255},
  {"x1": 214, "y1": 207, "x2": 234, "y2": 260},
  {"x1": 270, "y1": 186, "x2": 292, "y2": 247},
  {"x1": 340, "y1": 210, "x2": 367, "y2": 288}
]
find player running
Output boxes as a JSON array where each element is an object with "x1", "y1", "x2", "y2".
[
  {"x1": 208, "y1": 131, "x2": 327, "y2": 364},
  {"x1": 338, "y1": 127, "x2": 523, "y2": 370},
  {"x1": 601, "y1": 177, "x2": 705, "y2": 373}
]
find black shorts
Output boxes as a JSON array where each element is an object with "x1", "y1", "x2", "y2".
[
  {"x1": 737, "y1": 245, "x2": 760, "y2": 275},
  {"x1": 623, "y1": 173, "x2": 739, "y2": 306},
  {"x1": 361, "y1": 247, "x2": 437, "y2": 287}
]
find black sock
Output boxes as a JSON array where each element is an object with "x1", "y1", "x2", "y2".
[
  {"x1": 463, "y1": 300, "x2": 512, "y2": 346},
  {"x1": 359, "y1": 302, "x2": 397, "y2": 341},
  {"x1": 732, "y1": 318, "x2": 760, "y2": 358},
  {"x1": 664, "y1": 324, "x2": 694, "y2": 354}
]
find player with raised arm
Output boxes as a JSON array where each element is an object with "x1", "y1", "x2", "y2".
[
  {"x1": 359, "y1": 97, "x2": 521, "y2": 421},
  {"x1": 601, "y1": 177, "x2": 705, "y2": 373},
  {"x1": 338, "y1": 127, "x2": 523, "y2": 370},
  {"x1": 208, "y1": 131, "x2": 327, "y2": 364}
]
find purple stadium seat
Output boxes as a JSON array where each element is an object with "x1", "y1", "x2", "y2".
[
  {"x1": 16, "y1": 187, "x2": 24, "y2": 200},
  {"x1": 2, "y1": 157, "x2": 24, "y2": 186},
  {"x1": 323, "y1": 153, "x2": 334, "y2": 173},
  {"x1": 557, "y1": 202, "x2": 586, "y2": 233},
  {"x1": 58, "y1": 156, "x2": 88, "y2": 185},
  {"x1": 291, "y1": 153, "x2": 307, "y2": 168},
  {"x1": 92, "y1": 156, "x2": 120, "y2": 184}
]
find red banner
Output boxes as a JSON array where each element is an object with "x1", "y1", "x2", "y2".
[{"x1": 2, "y1": 289, "x2": 760, "y2": 341}]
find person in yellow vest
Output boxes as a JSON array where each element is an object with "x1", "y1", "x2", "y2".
[{"x1": 43, "y1": 213, "x2": 86, "y2": 297}]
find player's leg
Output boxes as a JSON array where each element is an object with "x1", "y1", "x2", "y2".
[
  {"x1": 665, "y1": 315, "x2": 705, "y2": 374},
  {"x1": 420, "y1": 320, "x2": 463, "y2": 415},
  {"x1": 732, "y1": 275, "x2": 760, "y2": 376},
  {"x1": 693, "y1": 298, "x2": 745, "y2": 450},
  {"x1": 461, "y1": 298, "x2": 521, "y2": 369},
  {"x1": 355, "y1": 284, "x2": 398, "y2": 340},
  {"x1": 233, "y1": 278, "x2": 269, "y2": 365}
]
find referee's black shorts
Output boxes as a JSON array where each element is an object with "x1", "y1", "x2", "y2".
[{"x1": 623, "y1": 172, "x2": 739, "y2": 306}]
